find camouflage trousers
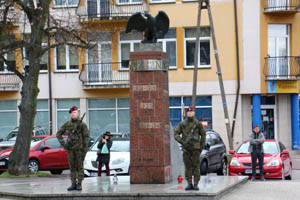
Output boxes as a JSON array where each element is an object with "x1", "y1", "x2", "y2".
[
  {"x1": 183, "y1": 150, "x2": 201, "y2": 185},
  {"x1": 67, "y1": 149, "x2": 87, "y2": 184}
]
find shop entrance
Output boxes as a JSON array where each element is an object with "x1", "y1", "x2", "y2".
[{"x1": 261, "y1": 106, "x2": 277, "y2": 139}]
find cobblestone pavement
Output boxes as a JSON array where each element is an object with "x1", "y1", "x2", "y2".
[{"x1": 221, "y1": 170, "x2": 300, "y2": 200}]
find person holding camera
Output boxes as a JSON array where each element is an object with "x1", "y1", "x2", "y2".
[
  {"x1": 174, "y1": 106, "x2": 206, "y2": 191},
  {"x1": 248, "y1": 125, "x2": 265, "y2": 181},
  {"x1": 56, "y1": 106, "x2": 89, "y2": 191},
  {"x1": 97, "y1": 132, "x2": 113, "y2": 176}
]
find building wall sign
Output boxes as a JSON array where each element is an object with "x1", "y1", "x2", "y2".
[{"x1": 267, "y1": 81, "x2": 298, "y2": 93}]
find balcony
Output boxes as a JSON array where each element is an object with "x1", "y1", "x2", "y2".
[
  {"x1": 0, "y1": 73, "x2": 21, "y2": 91},
  {"x1": 263, "y1": 56, "x2": 300, "y2": 80},
  {"x1": 78, "y1": 1, "x2": 149, "y2": 23},
  {"x1": 79, "y1": 62, "x2": 129, "y2": 89},
  {"x1": 263, "y1": 0, "x2": 300, "y2": 14}
]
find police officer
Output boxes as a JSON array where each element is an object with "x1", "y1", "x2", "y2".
[
  {"x1": 56, "y1": 106, "x2": 89, "y2": 191},
  {"x1": 174, "y1": 106, "x2": 206, "y2": 191}
]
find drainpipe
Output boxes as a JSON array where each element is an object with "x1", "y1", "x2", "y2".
[
  {"x1": 47, "y1": 12, "x2": 53, "y2": 135},
  {"x1": 231, "y1": 0, "x2": 241, "y2": 139}
]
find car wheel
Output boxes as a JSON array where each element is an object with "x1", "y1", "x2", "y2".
[
  {"x1": 217, "y1": 158, "x2": 227, "y2": 176},
  {"x1": 281, "y1": 166, "x2": 285, "y2": 180},
  {"x1": 50, "y1": 170, "x2": 63, "y2": 175},
  {"x1": 200, "y1": 160, "x2": 208, "y2": 175},
  {"x1": 28, "y1": 159, "x2": 40, "y2": 173}
]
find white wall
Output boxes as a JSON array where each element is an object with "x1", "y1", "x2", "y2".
[{"x1": 241, "y1": 0, "x2": 261, "y2": 94}]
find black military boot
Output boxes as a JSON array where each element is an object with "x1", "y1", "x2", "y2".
[
  {"x1": 67, "y1": 183, "x2": 77, "y2": 191},
  {"x1": 185, "y1": 184, "x2": 194, "y2": 191},
  {"x1": 76, "y1": 183, "x2": 82, "y2": 191},
  {"x1": 193, "y1": 184, "x2": 199, "y2": 190}
]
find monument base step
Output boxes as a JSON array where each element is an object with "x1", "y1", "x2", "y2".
[{"x1": 0, "y1": 175, "x2": 248, "y2": 200}]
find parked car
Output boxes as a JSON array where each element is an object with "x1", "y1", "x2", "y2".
[
  {"x1": 0, "y1": 135, "x2": 69, "y2": 174},
  {"x1": 84, "y1": 138, "x2": 130, "y2": 176},
  {"x1": 228, "y1": 139, "x2": 292, "y2": 180},
  {"x1": 199, "y1": 130, "x2": 228, "y2": 175},
  {"x1": 0, "y1": 126, "x2": 49, "y2": 151}
]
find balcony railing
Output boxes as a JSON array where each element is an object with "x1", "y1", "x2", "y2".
[
  {"x1": 79, "y1": 62, "x2": 129, "y2": 89},
  {"x1": 78, "y1": 1, "x2": 149, "y2": 22},
  {"x1": 263, "y1": 56, "x2": 300, "y2": 80},
  {"x1": 264, "y1": 0, "x2": 300, "y2": 13},
  {"x1": 0, "y1": 73, "x2": 21, "y2": 91}
]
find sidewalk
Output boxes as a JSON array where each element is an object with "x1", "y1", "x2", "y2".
[{"x1": 0, "y1": 175, "x2": 247, "y2": 200}]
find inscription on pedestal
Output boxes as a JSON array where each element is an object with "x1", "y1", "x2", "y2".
[
  {"x1": 139, "y1": 122, "x2": 161, "y2": 129},
  {"x1": 140, "y1": 103, "x2": 154, "y2": 109},
  {"x1": 132, "y1": 85, "x2": 156, "y2": 92}
]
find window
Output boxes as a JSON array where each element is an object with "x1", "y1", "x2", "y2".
[
  {"x1": 0, "y1": 51, "x2": 15, "y2": 73},
  {"x1": 118, "y1": 0, "x2": 142, "y2": 3},
  {"x1": 150, "y1": 0, "x2": 175, "y2": 3},
  {"x1": 86, "y1": 32, "x2": 112, "y2": 82},
  {"x1": 210, "y1": 133, "x2": 221, "y2": 145},
  {"x1": 88, "y1": 98, "x2": 130, "y2": 138},
  {"x1": 268, "y1": 24, "x2": 289, "y2": 77},
  {"x1": 55, "y1": 35, "x2": 79, "y2": 71},
  {"x1": 39, "y1": 138, "x2": 62, "y2": 150},
  {"x1": 53, "y1": 0, "x2": 79, "y2": 7},
  {"x1": 158, "y1": 28, "x2": 177, "y2": 69},
  {"x1": 34, "y1": 100, "x2": 49, "y2": 133},
  {"x1": 0, "y1": 100, "x2": 17, "y2": 140},
  {"x1": 23, "y1": 45, "x2": 48, "y2": 72},
  {"x1": 169, "y1": 96, "x2": 212, "y2": 129},
  {"x1": 184, "y1": 27, "x2": 210, "y2": 68},
  {"x1": 119, "y1": 31, "x2": 142, "y2": 69},
  {"x1": 56, "y1": 99, "x2": 80, "y2": 131}
]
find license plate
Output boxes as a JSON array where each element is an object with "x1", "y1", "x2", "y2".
[
  {"x1": 89, "y1": 172, "x2": 98, "y2": 177},
  {"x1": 245, "y1": 169, "x2": 260, "y2": 174},
  {"x1": 0, "y1": 161, "x2": 5, "y2": 166}
]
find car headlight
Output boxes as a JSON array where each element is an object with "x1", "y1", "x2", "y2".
[
  {"x1": 111, "y1": 158, "x2": 125, "y2": 165},
  {"x1": 0, "y1": 156, "x2": 9, "y2": 160},
  {"x1": 230, "y1": 158, "x2": 240, "y2": 166},
  {"x1": 267, "y1": 159, "x2": 280, "y2": 167}
]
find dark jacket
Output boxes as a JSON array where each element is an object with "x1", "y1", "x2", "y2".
[
  {"x1": 96, "y1": 138, "x2": 113, "y2": 164},
  {"x1": 248, "y1": 131, "x2": 265, "y2": 153}
]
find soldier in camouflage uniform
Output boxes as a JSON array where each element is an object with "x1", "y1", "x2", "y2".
[
  {"x1": 56, "y1": 106, "x2": 89, "y2": 191},
  {"x1": 174, "y1": 106, "x2": 206, "y2": 191}
]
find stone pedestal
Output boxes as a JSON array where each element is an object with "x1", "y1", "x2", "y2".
[{"x1": 129, "y1": 43, "x2": 171, "y2": 184}]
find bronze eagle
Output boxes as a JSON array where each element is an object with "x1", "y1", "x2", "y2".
[{"x1": 125, "y1": 11, "x2": 170, "y2": 43}]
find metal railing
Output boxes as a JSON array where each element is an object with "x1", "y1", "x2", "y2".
[
  {"x1": 0, "y1": 73, "x2": 21, "y2": 90},
  {"x1": 78, "y1": 1, "x2": 148, "y2": 22},
  {"x1": 263, "y1": 56, "x2": 300, "y2": 80},
  {"x1": 264, "y1": 0, "x2": 300, "y2": 12},
  {"x1": 79, "y1": 62, "x2": 129, "y2": 87}
]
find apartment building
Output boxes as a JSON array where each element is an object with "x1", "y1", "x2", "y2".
[{"x1": 0, "y1": 0, "x2": 300, "y2": 152}]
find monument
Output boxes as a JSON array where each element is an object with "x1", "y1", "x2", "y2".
[{"x1": 127, "y1": 11, "x2": 171, "y2": 184}]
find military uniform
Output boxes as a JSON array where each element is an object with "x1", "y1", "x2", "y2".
[
  {"x1": 56, "y1": 106, "x2": 89, "y2": 191},
  {"x1": 174, "y1": 107, "x2": 206, "y2": 190}
]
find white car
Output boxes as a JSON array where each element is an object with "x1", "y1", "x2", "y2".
[{"x1": 84, "y1": 138, "x2": 130, "y2": 176}]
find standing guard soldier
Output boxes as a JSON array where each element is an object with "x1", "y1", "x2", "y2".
[
  {"x1": 174, "y1": 106, "x2": 206, "y2": 191},
  {"x1": 57, "y1": 106, "x2": 89, "y2": 191}
]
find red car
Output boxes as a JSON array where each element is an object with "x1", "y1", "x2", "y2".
[
  {"x1": 229, "y1": 139, "x2": 292, "y2": 180},
  {"x1": 0, "y1": 135, "x2": 69, "y2": 174}
]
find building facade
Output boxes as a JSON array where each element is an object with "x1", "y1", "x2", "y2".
[{"x1": 0, "y1": 0, "x2": 300, "y2": 153}]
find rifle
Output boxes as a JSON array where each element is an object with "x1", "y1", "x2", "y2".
[{"x1": 64, "y1": 112, "x2": 86, "y2": 150}]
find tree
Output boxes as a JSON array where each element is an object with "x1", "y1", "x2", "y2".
[{"x1": 0, "y1": 0, "x2": 92, "y2": 175}]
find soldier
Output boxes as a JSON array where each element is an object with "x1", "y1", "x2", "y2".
[
  {"x1": 56, "y1": 106, "x2": 89, "y2": 191},
  {"x1": 174, "y1": 106, "x2": 206, "y2": 191}
]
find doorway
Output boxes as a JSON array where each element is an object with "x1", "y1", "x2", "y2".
[{"x1": 261, "y1": 106, "x2": 277, "y2": 139}]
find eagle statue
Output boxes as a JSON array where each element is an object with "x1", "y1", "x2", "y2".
[{"x1": 125, "y1": 11, "x2": 170, "y2": 43}]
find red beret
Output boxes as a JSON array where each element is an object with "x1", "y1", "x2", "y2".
[
  {"x1": 69, "y1": 106, "x2": 78, "y2": 113},
  {"x1": 187, "y1": 106, "x2": 195, "y2": 112}
]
